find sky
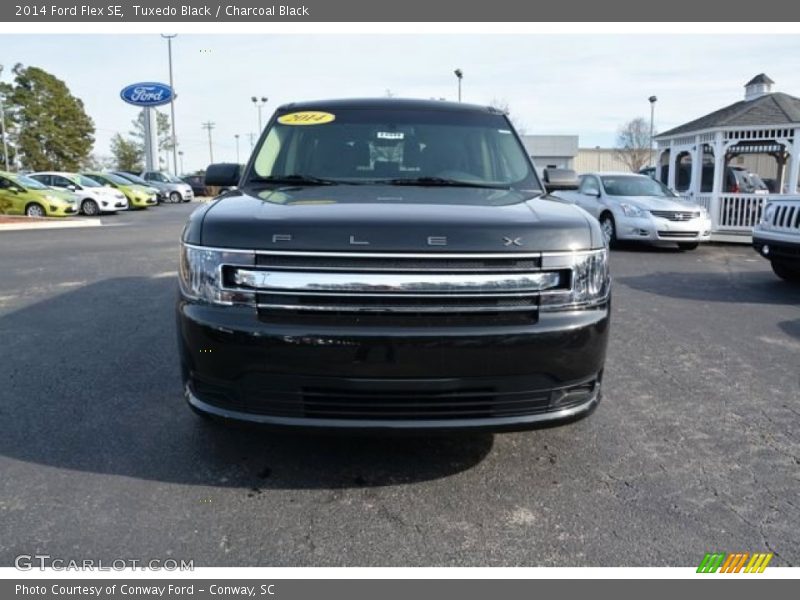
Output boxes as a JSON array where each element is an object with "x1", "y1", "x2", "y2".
[{"x1": 3, "y1": 34, "x2": 800, "y2": 174}]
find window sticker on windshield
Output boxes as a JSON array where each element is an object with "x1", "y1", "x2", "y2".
[
  {"x1": 277, "y1": 111, "x2": 336, "y2": 125},
  {"x1": 498, "y1": 129, "x2": 512, "y2": 134},
  {"x1": 377, "y1": 132, "x2": 404, "y2": 139}
]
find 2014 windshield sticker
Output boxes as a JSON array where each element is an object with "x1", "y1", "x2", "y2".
[{"x1": 277, "y1": 111, "x2": 336, "y2": 125}]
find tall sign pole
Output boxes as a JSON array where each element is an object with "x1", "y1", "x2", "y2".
[
  {"x1": 162, "y1": 34, "x2": 179, "y2": 175},
  {"x1": 120, "y1": 82, "x2": 174, "y2": 172}
]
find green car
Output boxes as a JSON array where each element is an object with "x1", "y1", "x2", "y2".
[
  {"x1": 81, "y1": 171, "x2": 157, "y2": 209},
  {"x1": 0, "y1": 170, "x2": 79, "y2": 217}
]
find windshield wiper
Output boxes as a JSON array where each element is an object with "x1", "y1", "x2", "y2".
[
  {"x1": 250, "y1": 174, "x2": 340, "y2": 186},
  {"x1": 384, "y1": 176, "x2": 510, "y2": 190}
]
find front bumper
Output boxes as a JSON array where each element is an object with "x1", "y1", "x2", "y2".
[
  {"x1": 176, "y1": 300, "x2": 610, "y2": 432},
  {"x1": 129, "y1": 195, "x2": 157, "y2": 208},
  {"x1": 753, "y1": 232, "x2": 800, "y2": 264},
  {"x1": 98, "y1": 197, "x2": 129, "y2": 213},
  {"x1": 615, "y1": 214, "x2": 711, "y2": 242},
  {"x1": 45, "y1": 204, "x2": 79, "y2": 217}
]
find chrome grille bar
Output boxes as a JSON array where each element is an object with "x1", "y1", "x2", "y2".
[{"x1": 233, "y1": 269, "x2": 562, "y2": 295}]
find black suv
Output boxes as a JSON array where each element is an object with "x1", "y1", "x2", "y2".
[{"x1": 177, "y1": 99, "x2": 610, "y2": 432}]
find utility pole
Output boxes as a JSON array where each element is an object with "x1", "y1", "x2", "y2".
[
  {"x1": 234, "y1": 134, "x2": 240, "y2": 163},
  {"x1": 201, "y1": 121, "x2": 215, "y2": 164},
  {"x1": 161, "y1": 34, "x2": 179, "y2": 175},
  {"x1": 178, "y1": 150, "x2": 184, "y2": 174},
  {"x1": 0, "y1": 64, "x2": 10, "y2": 171},
  {"x1": 649, "y1": 95, "x2": 658, "y2": 168}
]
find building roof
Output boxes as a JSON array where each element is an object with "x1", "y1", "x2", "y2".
[
  {"x1": 745, "y1": 73, "x2": 775, "y2": 86},
  {"x1": 657, "y1": 92, "x2": 800, "y2": 138}
]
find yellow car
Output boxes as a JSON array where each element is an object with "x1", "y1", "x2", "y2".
[
  {"x1": 81, "y1": 171, "x2": 158, "y2": 209},
  {"x1": 0, "y1": 171, "x2": 80, "y2": 217}
]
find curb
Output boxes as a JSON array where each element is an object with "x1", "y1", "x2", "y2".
[{"x1": 0, "y1": 218, "x2": 103, "y2": 232}]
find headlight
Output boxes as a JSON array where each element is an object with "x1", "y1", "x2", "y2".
[
  {"x1": 179, "y1": 244, "x2": 256, "y2": 306},
  {"x1": 540, "y1": 249, "x2": 610, "y2": 311},
  {"x1": 620, "y1": 203, "x2": 645, "y2": 217}
]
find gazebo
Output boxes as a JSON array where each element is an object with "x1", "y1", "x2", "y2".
[{"x1": 654, "y1": 74, "x2": 800, "y2": 242}]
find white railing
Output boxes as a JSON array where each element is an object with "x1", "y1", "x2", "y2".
[
  {"x1": 693, "y1": 194, "x2": 713, "y2": 212},
  {"x1": 716, "y1": 194, "x2": 768, "y2": 231}
]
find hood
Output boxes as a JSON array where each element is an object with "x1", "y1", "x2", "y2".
[
  {"x1": 191, "y1": 185, "x2": 599, "y2": 252},
  {"x1": 607, "y1": 195, "x2": 701, "y2": 211}
]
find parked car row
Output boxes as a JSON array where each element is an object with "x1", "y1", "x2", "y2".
[{"x1": 0, "y1": 170, "x2": 198, "y2": 218}]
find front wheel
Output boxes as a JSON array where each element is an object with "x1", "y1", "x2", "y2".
[
  {"x1": 677, "y1": 242, "x2": 699, "y2": 251},
  {"x1": 599, "y1": 213, "x2": 616, "y2": 247},
  {"x1": 82, "y1": 199, "x2": 99, "y2": 216},
  {"x1": 169, "y1": 191, "x2": 181, "y2": 203},
  {"x1": 771, "y1": 260, "x2": 800, "y2": 283},
  {"x1": 25, "y1": 203, "x2": 45, "y2": 217}
]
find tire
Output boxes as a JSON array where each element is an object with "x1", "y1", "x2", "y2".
[
  {"x1": 25, "y1": 203, "x2": 45, "y2": 218},
  {"x1": 169, "y1": 191, "x2": 181, "y2": 203},
  {"x1": 771, "y1": 260, "x2": 800, "y2": 283},
  {"x1": 677, "y1": 242, "x2": 699, "y2": 251},
  {"x1": 599, "y1": 212, "x2": 617, "y2": 247},
  {"x1": 81, "y1": 198, "x2": 99, "y2": 216}
]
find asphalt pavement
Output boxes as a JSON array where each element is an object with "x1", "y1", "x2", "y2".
[{"x1": 0, "y1": 202, "x2": 798, "y2": 567}]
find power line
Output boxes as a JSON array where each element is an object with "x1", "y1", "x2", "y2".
[{"x1": 201, "y1": 121, "x2": 215, "y2": 164}]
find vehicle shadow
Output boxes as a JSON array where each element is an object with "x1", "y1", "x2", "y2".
[
  {"x1": 0, "y1": 277, "x2": 493, "y2": 490},
  {"x1": 617, "y1": 270, "x2": 800, "y2": 305}
]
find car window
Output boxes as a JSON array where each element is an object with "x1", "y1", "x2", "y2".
[
  {"x1": 30, "y1": 174, "x2": 51, "y2": 186},
  {"x1": 0, "y1": 176, "x2": 14, "y2": 189},
  {"x1": 14, "y1": 174, "x2": 49, "y2": 190},
  {"x1": 76, "y1": 175, "x2": 102, "y2": 188},
  {"x1": 251, "y1": 108, "x2": 541, "y2": 191},
  {"x1": 579, "y1": 176, "x2": 600, "y2": 196},
  {"x1": 52, "y1": 175, "x2": 72, "y2": 188},
  {"x1": 147, "y1": 172, "x2": 169, "y2": 183}
]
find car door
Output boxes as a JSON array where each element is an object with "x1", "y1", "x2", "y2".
[
  {"x1": 576, "y1": 175, "x2": 603, "y2": 218},
  {"x1": 50, "y1": 175, "x2": 76, "y2": 192},
  {"x1": 0, "y1": 175, "x2": 23, "y2": 215}
]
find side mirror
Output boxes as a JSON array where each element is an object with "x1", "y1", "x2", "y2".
[
  {"x1": 205, "y1": 163, "x2": 242, "y2": 187},
  {"x1": 542, "y1": 168, "x2": 579, "y2": 192},
  {"x1": 66, "y1": 184, "x2": 77, "y2": 192}
]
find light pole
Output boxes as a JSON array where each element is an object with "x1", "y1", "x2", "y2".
[
  {"x1": 161, "y1": 34, "x2": 179, "y2": 175},
  {"x1": 649, "y1": 95, "x2": 658, "y2": 168},
  {"x1": 202, "y1": 121, "x2": 215, "y2": 164},
  {"x1": 178, "y1": 150, "x2": 184, "y2": 174},
  {"x1": 234, "y1": 134, "x2": 240, "y2": 163},
  {"x1": 0, "y1": 64, "x2": 9, "y2": 171},
  {"x1": 454, "y1": 69, "x2": 463, "y2": 102},
  {"x1": 251, "y1": 96, "x2": 268, "y2": 132}
]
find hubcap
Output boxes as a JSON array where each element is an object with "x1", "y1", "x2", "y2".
[
  {"x1": 170, "y1": 192, "x2": 180, "y2": 203},
  {"x1": 84, "y1": 201, "x2": 97, "y2": 215},
  {"x1": 27, "y1": 205, "x2": 44, "y2": 217}
]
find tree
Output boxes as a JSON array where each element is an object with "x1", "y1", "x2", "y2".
[
  {"x1": 614, "y1": 117, "x2": 653, "y2": 172},
  {"x1": 130, "y1": 109, "x2": 174, "y2": 155},
  {"x1": 489, "y1": 98, "x2": 526, "y2": 134},
  {"x1": 3, "y1": 64, "x2": 95, "y2": 171},
  {"x1": 110, "y1": 133, "x2": 143, "y2": 172}
]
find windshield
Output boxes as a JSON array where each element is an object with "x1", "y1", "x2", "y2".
[
  {"x1": 601, "y1": 175, "x2": 674, "y2": 197},
  {"x1": 166, "y1": 174, "x2": 184, "y2": 183},
  {"x1": 116, "y1": 172, "x2": 148, "y2": 185},
  {"x1": 250, "y1": 108, "x2": 541, "y2": 191},
  {"x1": 13, "y1": 174, "x2": 49, "y2": 190},
  {"x1": 92, "y1": 172, "x2": 132, "y2": 186},
  {"x1": 75, "y1": 175, "x2": 102, "y2": 188}
]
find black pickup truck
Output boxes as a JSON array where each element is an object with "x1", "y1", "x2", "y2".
[{"x1": 176, "y1": 98, "x2": 610, "y2": 432}]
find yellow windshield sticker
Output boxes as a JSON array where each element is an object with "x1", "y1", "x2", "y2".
[{"x1": 278, "y1": 111, "x2": 336, "y2": 126}]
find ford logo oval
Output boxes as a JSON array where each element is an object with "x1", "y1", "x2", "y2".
[{"x1": 120, "y1": 82, "x2": 173, "y2": 107}]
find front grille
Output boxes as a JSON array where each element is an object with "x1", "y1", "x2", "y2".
[
  {"x1": 222, "y1": 251, "x2": 572, "y2": 326},
  {"x1": 771, "y1": 203, "x2": 800, "y2": 230},
  {"x1": 650, "y1": 210, "x2": 700, "y2": 221},
  {"x1": 657, "y1": 231, "x2": 699, "y2": 238},
  {"x1": 191, "y1": 376, "x2": 598, "y2": 421}
]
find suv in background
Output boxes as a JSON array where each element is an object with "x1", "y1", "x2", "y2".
[
  {"x1": 140, "y1": 171, "x2": 193, "y2": 203},
  {"x1": 182, "y1": 174, "x2": 209, "y2": 198},
  {"x1": 753, "y1": 197, "x2": 800, "y2": 282}
]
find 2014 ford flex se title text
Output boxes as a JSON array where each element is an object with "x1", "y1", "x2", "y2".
[{"x1": 177, "y1": 98, "x2": 611, "y2": 432}]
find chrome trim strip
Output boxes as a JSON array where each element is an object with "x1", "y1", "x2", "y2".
[{"x1": 232, "y1": 269, "x2": 562, "y2": 294}]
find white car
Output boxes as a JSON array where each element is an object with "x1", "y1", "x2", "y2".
[
  {"x1": 554, "y1": 172, "x2": 712, "y2": 250},
  {"x1": 28, "y1": 171, "x2": 129, "y2": 216}
]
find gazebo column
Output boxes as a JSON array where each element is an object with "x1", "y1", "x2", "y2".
[
  {"x1": 711, "y1": 134, "x2": 726, "y2": 194},
  {"x1": 690, "y1": 139, "x2": 703, "y2": 199},
  {"x1": 788, "y1": 129, "x2": 800, "y2": 194},
  {"x1": 667, "y1": 147, "x2": 677, "y2": 190}
]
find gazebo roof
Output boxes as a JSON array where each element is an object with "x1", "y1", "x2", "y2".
[{"x1": 657, "y1": 91, "x2": 800, "y2": 138}]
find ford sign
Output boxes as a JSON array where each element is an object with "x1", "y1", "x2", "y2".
[{"x1": 120, "y1": 82, "x2": 173, "y2": 107}]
